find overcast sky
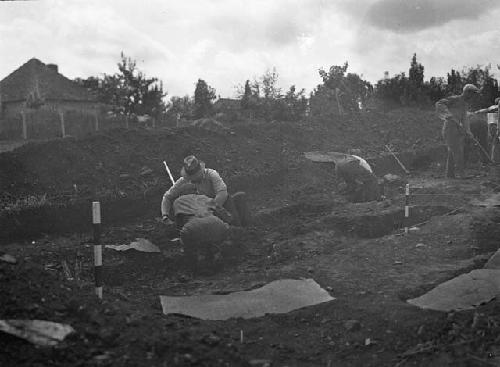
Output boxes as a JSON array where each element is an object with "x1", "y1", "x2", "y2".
[{"x1": 1, "y1": 0, "x2": 499, "y2": 98}]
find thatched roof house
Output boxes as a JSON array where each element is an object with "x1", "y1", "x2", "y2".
[{"x1": 0, "y1": 58, "x2": 98, "y2": 118}]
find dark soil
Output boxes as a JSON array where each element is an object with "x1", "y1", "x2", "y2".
[{"x1": 1, "y1": 107, "x2": 500, "y2": 366}]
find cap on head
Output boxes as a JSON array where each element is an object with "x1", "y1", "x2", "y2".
[
  {"x1": 180, "y1": 155, "x2": 205, "y2": 179},
  {"x1": 462, "y1": 84, "x2": 479, "y2": 95}
]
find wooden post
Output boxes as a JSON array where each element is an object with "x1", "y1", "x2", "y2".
[
  {"x1": 59, "y1": 110, "x2": 66, "y2": 138},
  {"x1": 176, "y1": 113, "x2": 180, "y2": 128},
  {"x1": 21, "y1": 110, "x2": 27, "y2": 140},
  {"x1": 404, "y1": 184, "x2": 410, "y2": 234},
  {"x1": 92, "y1": 202, "x2": 103, "y2": 299},
  {"x1": 94, "y1": 112, "x2": 99, "y2": 132}
]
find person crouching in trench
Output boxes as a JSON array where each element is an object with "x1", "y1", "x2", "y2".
[
  {"x1": 334, "y1": 151, "x2": 381, "y2": 203},
  {"x1": 161, "y1": 155, "x2": 250, "y2": 229}
]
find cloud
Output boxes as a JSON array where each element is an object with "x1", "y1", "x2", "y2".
[
  {"x1": 1, "y1": 0, "x2": 500, "y2": 98},
  {"x1": 364, "y1": 0, "x2": 500, "y2": 33}
]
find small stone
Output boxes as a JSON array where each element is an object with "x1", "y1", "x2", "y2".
[
  {"x1": 0, "y1": 254, "x2": 17, "y2": 264},
  {"x1": 203, "y1": 333, "x2": 220, "y2": 346},
  {"x1": 394, "y1": 261, "x2": 403, "y2": 265},
  {"x1": 415, "y1": 243, "x2": 425, "y2": 248},
  {"x1": 344, "y1": 319, "x2": 361, "y2": 331},
  {"x1": 307, "y1": 267, "x2": 314, "y2": 273}
]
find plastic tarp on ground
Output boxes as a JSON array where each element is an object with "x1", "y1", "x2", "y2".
[
  {"x1": 408, "y1": 269, "x2": 500, "y2": 312},
  {"x1": 0, "y1": 320, "x2": 74, "y2": 346},
  {"x1": 105, "y1": 238, "x2": 160, "y2": 253},
  {"x1": 160, "y1": 278, "x2": 335, "y2": 320}
]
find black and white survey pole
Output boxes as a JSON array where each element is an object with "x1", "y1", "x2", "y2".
[{"x1": 92, "y1": 201, "x2": 103, "y2": 299}]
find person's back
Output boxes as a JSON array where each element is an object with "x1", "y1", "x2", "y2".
[{"x1": 335, "y1": 154, "x2": 379, "y2": 202}]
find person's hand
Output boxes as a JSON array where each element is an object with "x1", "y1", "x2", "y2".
[{"x1": 162, "y1": 215, "x2": 174, "y2": 226}]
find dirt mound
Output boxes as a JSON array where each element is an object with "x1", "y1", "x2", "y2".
[
  {"x1": 0, "y1": 108, "x2": 442, "y2": 209},
  {"x1": 0, "y1": 259, "x2": 249, "y2": 366}
]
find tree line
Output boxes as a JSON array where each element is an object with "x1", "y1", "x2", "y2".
[{"x1": 76, "y1": 52, "x2": 500, "y2": 124}]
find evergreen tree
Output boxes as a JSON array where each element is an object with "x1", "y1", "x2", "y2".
[{"x1": 193, "y1": 79, "x2": 216, "y2": 118}]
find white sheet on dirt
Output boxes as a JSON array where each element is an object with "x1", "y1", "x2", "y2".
[
  {"x1": 407, "y1": 269, "x2": 500, "y2": 312},
  {"x1": 105, "y1": 238, "x2": 160, "y2": 253},
  {"x1": 160, "y1": 278, "x2": 334, "y2": 320},
  {"x1": 0, "y1": 320, "x2": 74, "y2": 346}
]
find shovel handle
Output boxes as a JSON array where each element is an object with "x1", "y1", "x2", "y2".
[{"x1": 163, "y1": 161, "x2": 175, "y2": 185}]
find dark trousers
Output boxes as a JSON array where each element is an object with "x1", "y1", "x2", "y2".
[
  {"x1": 222, "y1": 192, "x2": 249, "y2": 227},
  {"x1": 443, "y1": 120, "x2": 465, "y2": 178}
]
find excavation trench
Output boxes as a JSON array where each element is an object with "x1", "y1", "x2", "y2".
[{"x1": 0, "y1": 146, "x2": 442, "y2": 243}]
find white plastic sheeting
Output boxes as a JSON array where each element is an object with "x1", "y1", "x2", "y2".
[
  {"x1": 0, "y1": 320, "x2": 74, "y2": 346},
  {"x1": 408, "y1": 269, "x2": 500, "y2": 312},
  {"x1": 160, "y1": 278, "x2": 334, "y2": 320}
]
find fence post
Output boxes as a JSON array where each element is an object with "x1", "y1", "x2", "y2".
[
  {"x1": 92, "y1": 202, "x2": 103, "y2": 299},
  {"x1": 59, "y1": 110, "x2": 66, "y2": 138},
  {"x1": 94, "y1": 112, "x2": 99, "y2": 132},
  {"x1": 21, "y1": 110, "x2": 28, "y2": 140}
]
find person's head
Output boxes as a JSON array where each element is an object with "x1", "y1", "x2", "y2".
[
  {"x1": 462, "y1": 84, "x2": 480, "y2": 103},
  {"x1": 180, "y1": 155, "x2": 205, "y2": 183}
]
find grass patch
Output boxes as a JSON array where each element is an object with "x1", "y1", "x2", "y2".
[{"x1": 3, "y1": 194, "x2": 50, "y2": 213}]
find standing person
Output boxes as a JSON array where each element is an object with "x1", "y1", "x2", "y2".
[
  {"x1": 161, "y1": 155, "x2": 249, "y2": 227},
  {"x1": 435, "y1": 84, "x2": 480, "y2": 178}
]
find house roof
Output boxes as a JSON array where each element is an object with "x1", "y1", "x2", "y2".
[{"x1": 0, "y1": 58, "x2": 96, "y2": 103}]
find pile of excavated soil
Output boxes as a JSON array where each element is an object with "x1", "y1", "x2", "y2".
[{"x1": 0, "y1": 107, "x2": 442, "y2": 208}]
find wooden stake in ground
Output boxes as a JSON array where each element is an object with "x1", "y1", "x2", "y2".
[
  {"x1": 92, "y1": 201, "x2": 103, "y2": 299},
  {"x1": 405, "y1": 184, "x2": 410, "y2": 234},
  {"x1": 385, "y1": 145, "x2": 410, "y2": 174}
]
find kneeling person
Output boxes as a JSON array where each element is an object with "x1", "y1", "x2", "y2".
[{"x1": 161, "y1": 155, "x2": 249, "y2": 227}]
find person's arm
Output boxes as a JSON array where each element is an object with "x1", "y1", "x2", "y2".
[
  {"x1": 435, "y1": 97, "x2": 453, "y2": 121},
  {"x1": 161, "y1": 178, "x2": 185, "y2": 219},
  {"x1": 207, "y1": 169, "x2": 228, "y2": 207}
]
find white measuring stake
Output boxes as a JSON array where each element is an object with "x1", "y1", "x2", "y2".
[
  {"x1": 92, "y1": 201, "x2": 103, "y2": 299},
  {"x1": 163, "y1": 161, "x2": 175, "y2": 185},
  {"x1": 404, "y1": 184, "x2": 410, "y2": 234}
]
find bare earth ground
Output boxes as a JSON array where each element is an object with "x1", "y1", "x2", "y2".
[{"x1": 1, "y1": 109, "x2": 500, "y2": 366}]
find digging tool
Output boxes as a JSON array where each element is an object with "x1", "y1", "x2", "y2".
[
  {"x1": 163, "y1": 161, "x2": 175, "y2": 185},
  {"x1": 468, "y1": 133, "x2": 493, "y2": 164},
  {"x1": 453, "y1": 118, "x2": 494, "y2": 164},
  {"x1": 385, "y1": 145, "x2": 410, "y2": 174}
]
